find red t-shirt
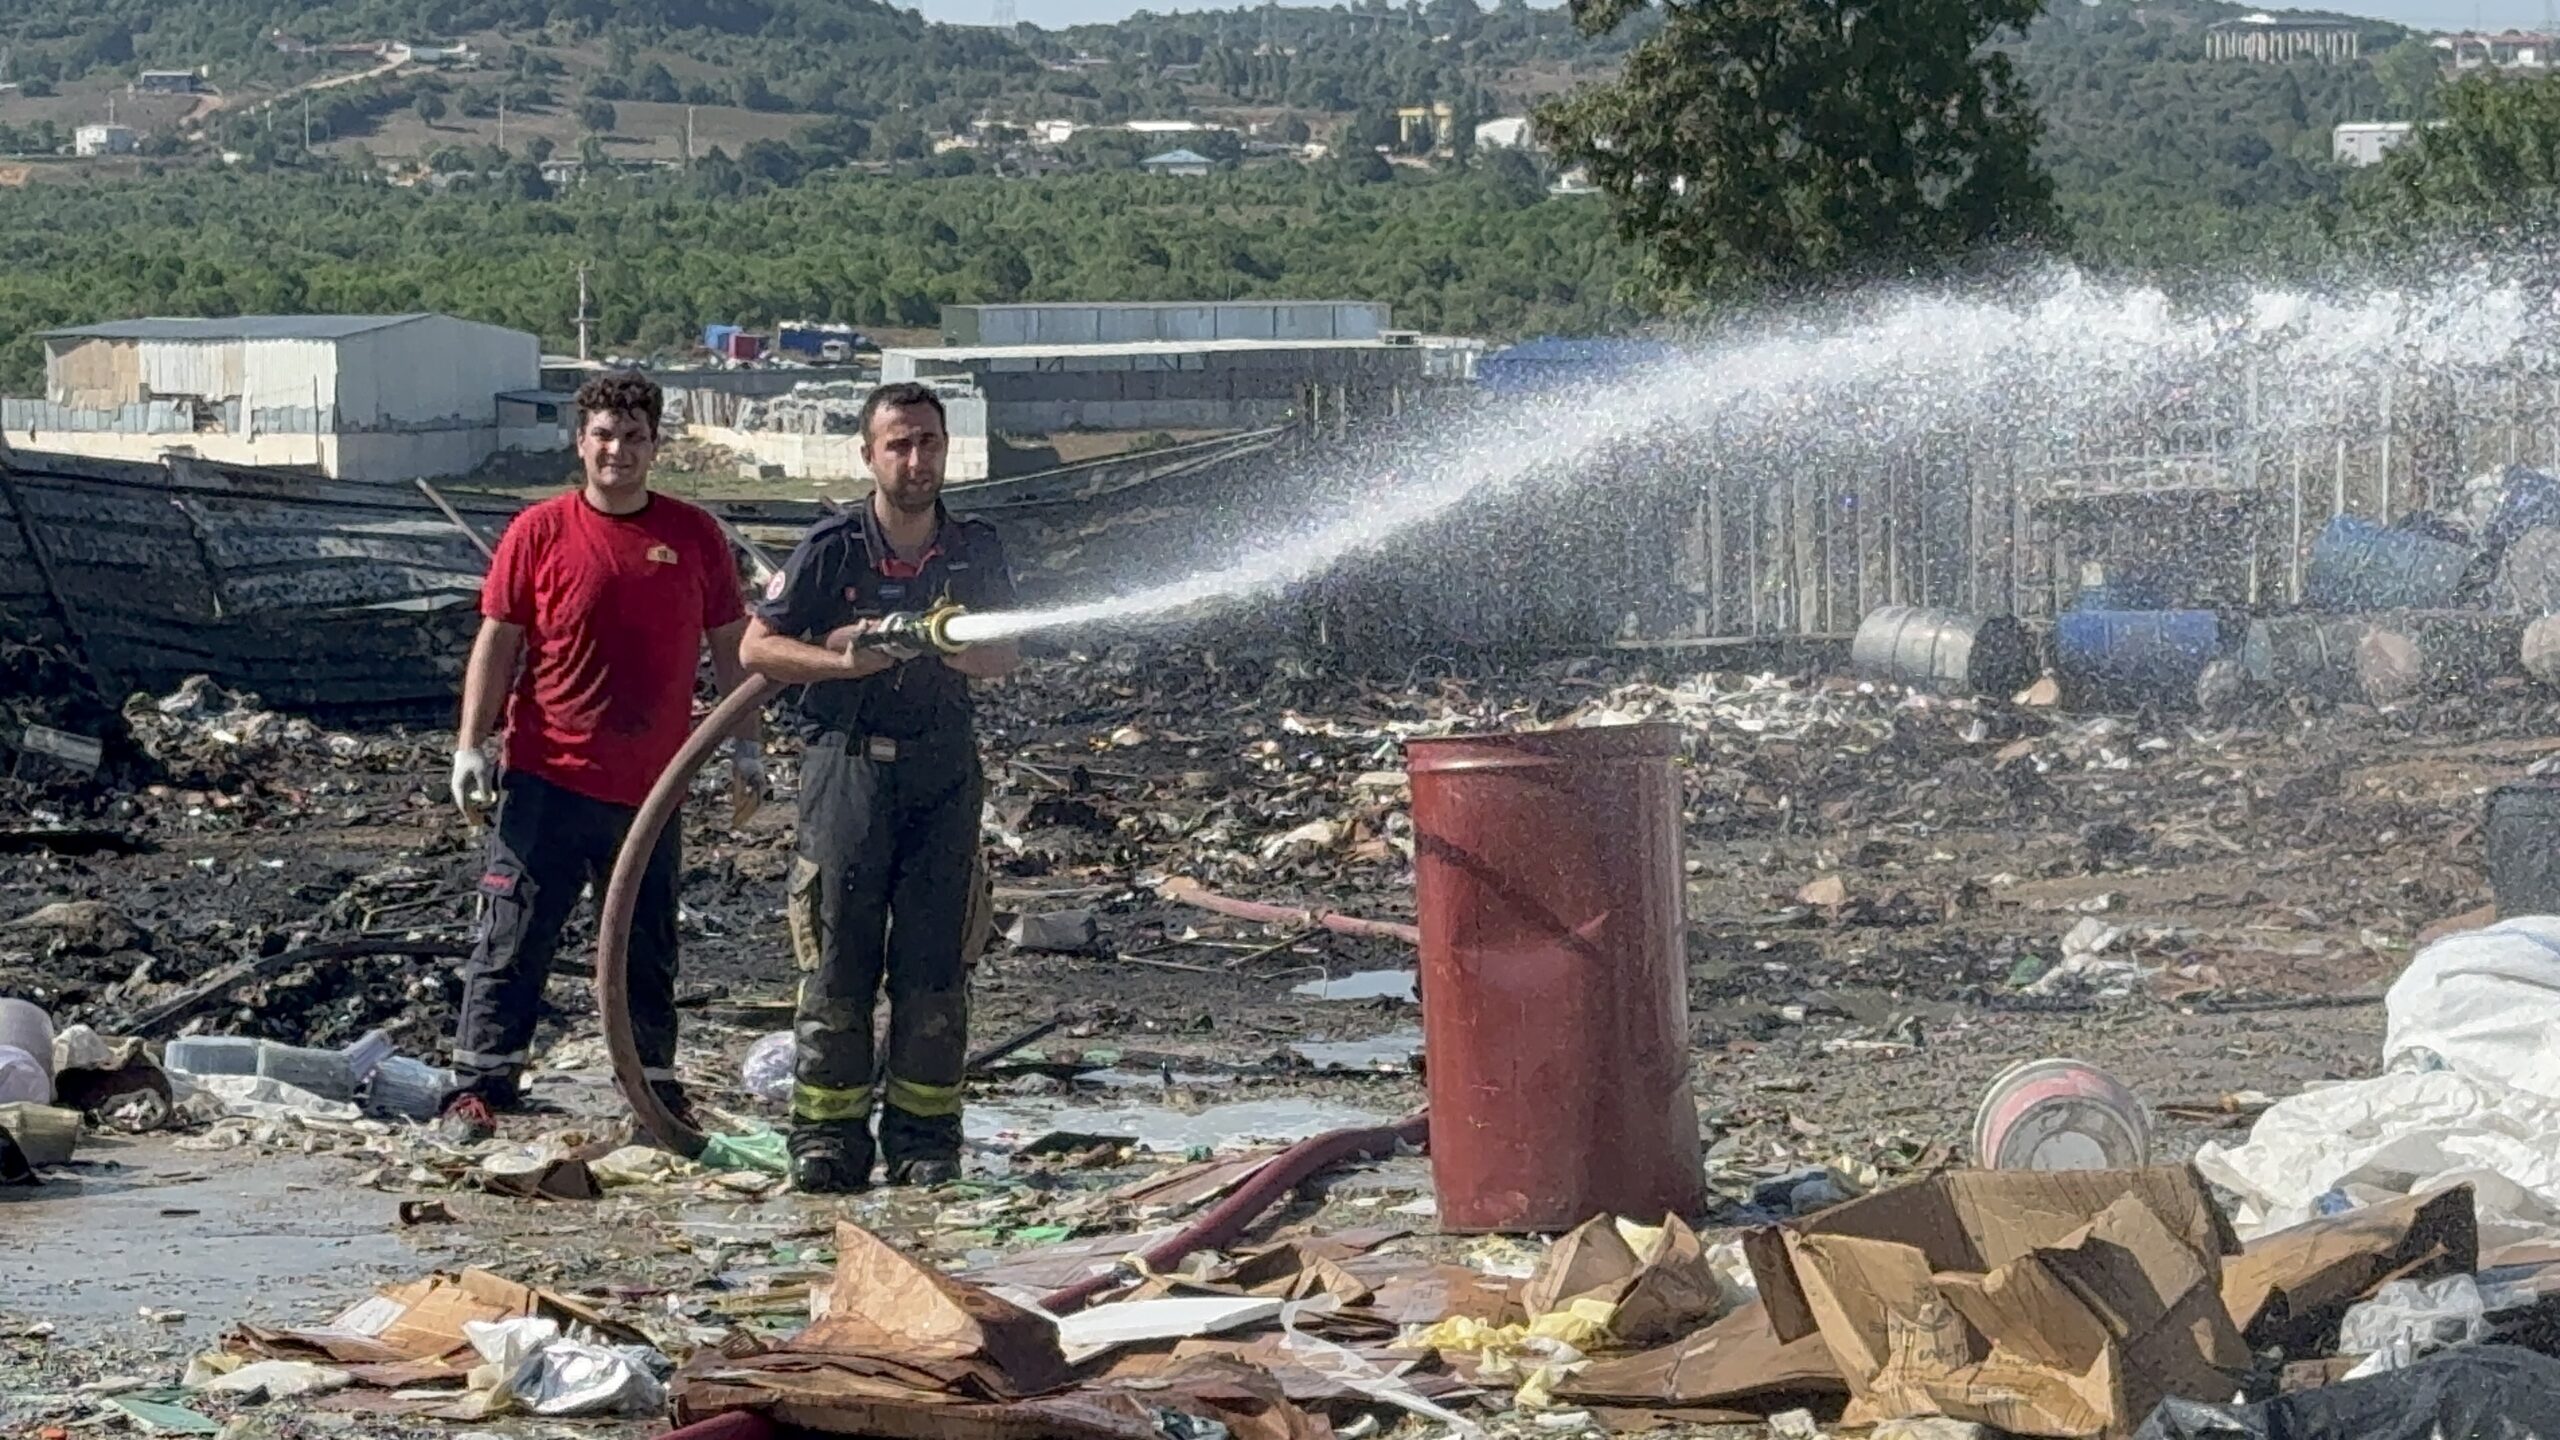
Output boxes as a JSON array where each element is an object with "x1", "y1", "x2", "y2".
[{"x1": 481, "y1": 491, "x2": 745, "y2": 807}]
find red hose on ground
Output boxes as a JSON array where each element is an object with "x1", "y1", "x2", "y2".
[
  {"x1": 658, "y1": 1413, "x2": 781, "y2": 1440},
  {"x1": 1039, "y1": 1111, "x2": 1430, "y2": 1315},
  {"x1": 594, "y1": 676, "x2": 776, "y2": 1160},
  {"x1": 1155, "y1": 876, "x2": 1422, "y2": 947}
]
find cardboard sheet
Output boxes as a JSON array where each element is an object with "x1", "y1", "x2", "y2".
[
  {"x1": 232, "y1": 1269, "x2": 617, "y2": 1377},
  {"x1": 1524, "y1": 1213, "x2": 1732, "y2": 1348},
  {"x1": 2221, "y1": 1184, "x2": 2476, "y2": 1352},
  {"x1": 802, "y1": 1223, "x2": 1073, "y2": 1396},
  {"x1": 1554, "y1": 1298, "x2": 1843, "y2": 1414},
  {"x1": 1743, "y1": 1166, "x2": 2248, "y2": 1438}
]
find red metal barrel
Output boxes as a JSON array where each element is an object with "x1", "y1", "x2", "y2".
[{"x1": 1407, "y1": 723, "x2": 1702, "y2": 1232}]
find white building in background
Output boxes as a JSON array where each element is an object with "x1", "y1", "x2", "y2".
[
  {"x1": 2205, "y1": 13, "x2": 2361, "y2": 63},
  {"x1": 2438, "y1": 29, "x2": 2558, "y2": 70},
  {"x1": 1140, "y1": 147, "x2": 1214, "y2": 177},
  {"x1": 6, "y1": 314, "x2": 544, "y2": 481},
  {"x1": 2333, "y1": 120, "x2": 2421, "y2": 166},
  {"x1": 74, "y1": 124, "x2": 138, "y2": 157},
  {"x1": 1475, "y1": 116, "x2": 1534, "y2": 151}
]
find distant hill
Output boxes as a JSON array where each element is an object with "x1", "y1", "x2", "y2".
[{"x1": 0, "y1": 0, "x2": 2440, "y2": 267}]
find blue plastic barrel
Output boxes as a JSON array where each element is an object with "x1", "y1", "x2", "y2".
[
  {"x1": 2070, "y1": 581, "x2": 2171, "y2": 613},
  {"x1": 2305, "y1": 515, "x2": 2470, "y2": 612},
  {"x1": 2056, "y1": 610, "x2": 2220, "y2": 709}
]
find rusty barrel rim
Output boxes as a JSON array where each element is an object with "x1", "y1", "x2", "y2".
[{"x1": 1405, "y1": 721, "x2": 1685, "y2": 775}]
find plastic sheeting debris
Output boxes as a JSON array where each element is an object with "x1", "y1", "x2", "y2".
[
  {"x1": 197, "y1": 1359, "x2": 354, "y2": 1399},
  {"x1": 2197, "y1": 918, "x2": 2560, "y2": 1240},
  {"x1": 740, "y1": 1031, "x2": 793, "y2": 1103},
  {"x1": 462, "y1": 1316, "x2": 668, "y2": 1417},
  {"x1": 2134, "y1": 1344, "x2": 2560, "y2": 1440},
  {"x1": 699, "y1": 1129, "x2": 789, "y2": 1175}
]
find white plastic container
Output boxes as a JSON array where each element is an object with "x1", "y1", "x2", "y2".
[
  {"x1": 164, "y1": 1037, "x2": 357, "y2": 1102},
  {"x1": 0, "y1": 1046, "x2": 48, "y2": 1105},
  {"x1": 163, "y1": 1035, "x2": 261, "y2": 1078},
  {"x1": 365, "y1": 1055, "x2": 458, "y2": 1120},
  {"x1": 342, "y1": 1029, "x2": 395, "y2": 1083},
  {"x1": 1972, "y1": 1057, "x2": 2152, "y2": 1171},
  {"x1": 256, "y1": 1044, "x2": 356, "y2": 1102},
  {"x1": 0, "y1": 1000, "x2": 55, "y2": 1087}
]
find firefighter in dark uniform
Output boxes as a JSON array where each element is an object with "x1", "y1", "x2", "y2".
[{"x1": 739, "y1": 382, "x2": 1019, "y2": 1192}]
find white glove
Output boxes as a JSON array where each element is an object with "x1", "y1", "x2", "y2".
[
  {"x1": 450, "y1": 746, "x2": 497, "y2": 821},
  {"x1": 729, "y1": 739, "x2": 768, "y2": 827}
]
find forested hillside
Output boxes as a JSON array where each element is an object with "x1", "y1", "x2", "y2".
[
  {"x1": 0, "y1": 163, "x2": 1632, "y2": 389},
  {"x1": 0, "y1": 0, "x2": 2478, "y2": 371}
]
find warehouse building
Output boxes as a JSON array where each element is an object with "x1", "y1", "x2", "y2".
[
  {"x1": 881, "y1": 336, "x2": 1435, "y2": 433},
  {"x1": 940, "y1": 301, "x2": 1390, "y2": 348},
  {"x1": 5, "y1": 314, "x2": 542, "y2": 482}
]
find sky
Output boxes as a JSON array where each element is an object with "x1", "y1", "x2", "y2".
[{"x1": 905, "y1": 0, "x2": 2558, "y2": 32}]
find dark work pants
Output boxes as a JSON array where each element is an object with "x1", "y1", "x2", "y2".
[
  {"x1": 453, "y1": 770, "x2": 680, "y2": 1103},
  {"x1": 787, "y1": 733, "x2": 989, "y2": 1159}
]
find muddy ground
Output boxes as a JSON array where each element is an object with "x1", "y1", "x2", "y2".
[{"x1": 1, "y1": 642, "x2": 2535, "y2": 1437}]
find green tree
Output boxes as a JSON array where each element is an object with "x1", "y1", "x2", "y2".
[
  {"x1": 2374, "y1": 39, "x2": 2444, "y2": 123},
  {"x1": 1539, "y1": 0, "x2": 2058, "y2": 296},
  {"x1": 578, "y1": 98, "x2": 618, "y2": 135},
  {"x1": 414, "y1": 91, "x2": 447, "y2": 126},
  {"x1": 2348, "y1": 74, "x2": 2560, "y2": 241},
  {"x1": 1344, "y1": 105, "x2": 1397, "y2": 152},
  {"x1": 636, "y1": 62, "x2": 682, "y2": 104},
  {"x1": 1338, "y1": 147, "x2": 1394, "y2": 183}
]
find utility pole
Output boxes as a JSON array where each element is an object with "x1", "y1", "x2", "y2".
[
  {"x1": 301, "y1": 90, "x2": 310, "y2": 149},
  {"x1": 684, "y1": 104, "x2": 695, "y2": 164},
  {"x1": 576, "y1": 263, "x2": 591, "y2": 364},
  {"x1": 497, "y1": 93, "x2": 506, "y2": 151}
]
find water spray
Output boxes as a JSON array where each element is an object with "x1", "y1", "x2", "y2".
[{"x1": 595, "y1": 265, "x2": 2560, "y2": 1151}]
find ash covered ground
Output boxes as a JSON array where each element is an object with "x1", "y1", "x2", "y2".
[{"x1": 0, "y1": 639, "x2": 2533, "y2": 1434}]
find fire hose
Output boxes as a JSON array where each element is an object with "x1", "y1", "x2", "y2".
[
  {"x1": 655, "y1": 1112, "x2": 1431, "y2": 1439},
  {"x1": 591, "y1": 603, "x2": 975, "y2": 1158},
  {"x1": 593, "y1": 605, "x2": 1438, "y2": 1433},
  {"x1": 593, "y1": 605, "x2": 1431, "y2": 1293}
]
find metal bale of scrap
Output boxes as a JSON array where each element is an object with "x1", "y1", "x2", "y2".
[
  {"x1": 2242, "y1": 611, "x2": 2523, "y2": 706},
  {"x1": 1850, "y1": 604, "x2": 2036, "y2": 698},
  {"x1": 0, "y1": 445, "x2": 510, "y2": 712}
]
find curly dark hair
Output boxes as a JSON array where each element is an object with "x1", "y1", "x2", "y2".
[
  {"x1": 859, "y1": 381, "x2": 946, "y2": 448},
  {"x1": 574, "y1": 370, "x2": 664, "y2": 438}
]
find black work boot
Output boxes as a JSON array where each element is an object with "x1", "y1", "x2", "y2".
[
  {"x1": 789, "y1": 1120, "x2": 875, "y2": 1194},
  {"x1": 879, "y1": 1107, "x2": 962, "y2": 1188},
  {"x1": 650, "y1": 1082, "x2": 701, "y2": 1134}
]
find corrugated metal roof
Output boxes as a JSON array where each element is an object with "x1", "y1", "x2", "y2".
[
  {"x1": 889, "y1": 338, "x2": 1400, "y2": 362},
  {"x1": 1475, "y1": 336, "x2": 1683, "y2": 393},
  {"x1": 40, "y1": 315, "x2": 434, "y2": 342},
  {"x1": 947, "y1": 302, "x2": 1382, "y2": 312}
]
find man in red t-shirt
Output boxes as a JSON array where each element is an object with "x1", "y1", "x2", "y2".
[{"x1": 440, "y1": 370, "x2": 762, "y2": 1142}]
